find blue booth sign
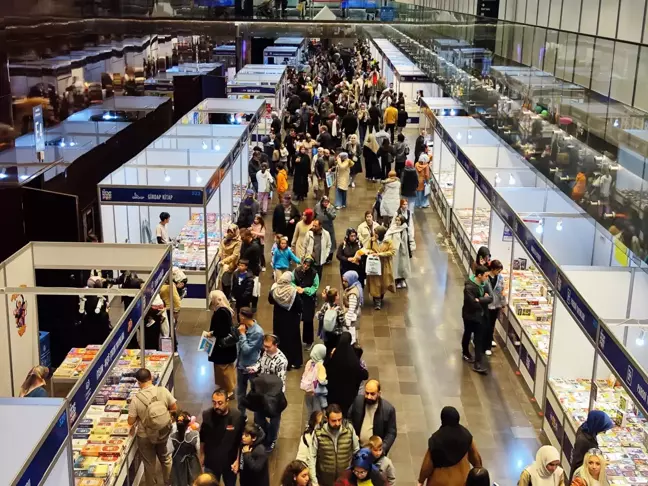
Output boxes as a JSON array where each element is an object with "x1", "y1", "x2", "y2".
[
  {"x1": 228, "y1": 86, "x2": 277, "y2": 95},
  {"x1": 100, "y1": 187, "x2": 204, "y2": 206},
  {"x1": 143, "y1": 252, "x2": 172, "y2": 309},
  {"x1": 15, "y1": 408, "x2": 69, "y2": 486},
  {"x1": 69, "y1": 298, "x2": 143, "y2": 427},
  {"x1": 544, "y1": 399, "x2": 564, "y2": 443},
  {"x1": 555, "y1": 273, "x2": 598, "y2": 341}
]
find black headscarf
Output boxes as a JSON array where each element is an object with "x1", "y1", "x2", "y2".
[
  {"x1": 342, "y1": 228, "x2": 361, "y2": 257},
  {"x1": 325, "y1": 332, "x2": 360, "y2": 373},
  {"x1": 294, "y1": 256, "x2": 317, "y2": 288},
  {"x1": 427, "y1": 406, "x2": 473, "y2": 468}
]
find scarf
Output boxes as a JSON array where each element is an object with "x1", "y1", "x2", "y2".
[
  {"x1": 581, "y1": 410, "x2": 614, "y2": 435},
  {"x1": 343, "y1": 270, "x2": 364, "y2": 307},
  {"x1": 271, "y1": 272, "x2": 297, "y2": 310},
  {"x1": 427, "y1": 407, "x2": 473, "y2": 468},
  {"x1": 364, "y1": 135, "x2": 379, "y2": 154},
  {"x1": 526, "y1": 446, "x2": 564, "y2": 486},
  {"x1": 469, "y1": 275, "x2": 485, "y2": 296},
  {"x1": 310, "y1": 343, "x2": 326, "y2": 362},
  {"x1": 208, "y1": 290, "x2": 234, "y2": 316}
]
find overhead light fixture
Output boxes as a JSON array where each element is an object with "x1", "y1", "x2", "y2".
[
  {"x1": 60, "y1": 138, "x2": 66, "y2": 148},
  {"x1": 556, "y1": 219, "x2": 563, "y2": 231},
  {"x1": 508, "y1": 173, "x2": 516, "y2": 185},
  {"x1": 19, "y1": 174, "x2": 29, "y2": 181},
  {"x1": 468, "y1": 130, "x2": 472, "y2": 140},
  {"x1": 202, "y1": 140, "x2": 208, "y2": 150},
  {"x1": 637, "y1": 329, "x2": 646, "y2": 346},
  {"x1": 214, "y1": 141, "x2": 221, "y2": 151},
  {"x1": 449, "y1": 109, "x2": 456, "y2": 116},
  {"x1": 613, "y1": 119, "x2": 620, "y2": 128},
  {"x1": 164, "y1": 170, "x2": 171, "y2": 183},
  {"x1": 494, "y1": 173, "x2": 501, "y2": 184},
  {"x1": 0, "y1": 169, "x2": 7, "y2": 180},
  {"x1": 456, "y1": 132, "x2": 462, "y2": 140},
  {"x1": 195, "y1": 171, "x2": 203, "y2": 184},
  {"x1": 535, "y1": 220, "x2": 544, "y2": 235}
]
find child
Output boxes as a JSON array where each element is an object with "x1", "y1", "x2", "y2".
[
  {"x1": 271, "y1": 236, "x2": 300, "y2": 282},
  {"x1": 276, "y1": 162, "x2": 288, "y2": 202},
  {"x1": 368, "y1": 435, "x2": 396, "y2": 486},
  {"x1": 316, "y1": 287, "x2": 346, "y2": 355},
  {"x1": 170, "y1": 411, "x2": 201, "y2": 486},
  {"x1": 300, "y1": 344, "x2": 328, "y2": 416},
  {"x1": 296, "y1": 411, "x2": 323, "y2": 463},
  {"x1": 234, "y1": 423, "x2": 269, "y2": 486},
  {"x1": 250, "y1": 215, "x2": 267, "y2": 272}
]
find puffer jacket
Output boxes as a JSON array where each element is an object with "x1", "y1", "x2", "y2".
[
  {"x1": 379, "y1": 178, "x2": 401, "y2": 218},
  {"x1": 314, "y1": 421, "x2": 357, "y2": 486}
]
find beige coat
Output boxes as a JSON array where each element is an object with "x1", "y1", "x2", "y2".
[
  {"x1": 365, "y1": 238, "x2": 396, "y2": 298},
  {"x1": 418, "y1": 441, "x2": 482, "y2": 486},
  {"x1": 336, "y1": 158, "x2": 354, "y2": 191},
  {"x1": 357, "y1": 221, "x2": 377, "y2": 248},
  {"x1": 291, "y1": 221, "x2": 313, "y2": 260}
]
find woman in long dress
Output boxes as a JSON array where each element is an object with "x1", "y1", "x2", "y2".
[
  {"x1": 293, "y1": 145, "x2": 311, "y2": 201},
  {"x1": 292, "y1": 257, "x2": 320, "y2": 349},
  {"x1": 363, "y1": 133, "x2": 380, "y2": 182},
  {"x1": 384, "y1": 215, "x2": 412, "y2": 289},
  {"x1": 365, "y1": 225, "x2": 395, "y2": 310},
  {"x1": 324, "y1": 331, "x2": 368, "y2": 415},
  {"x1": 269, "y1": 272, "x2": 304, "y2": 369}
]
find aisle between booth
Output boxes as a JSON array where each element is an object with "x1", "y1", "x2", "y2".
[
  {"x1": 430, "y1": 112, "x2": 648, "y2": 483},
  {"x1": 0, "y1": 242, "x2": 172, "y2": 486}
]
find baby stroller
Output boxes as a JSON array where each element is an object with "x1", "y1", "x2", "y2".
[{"x1": 256, "y1": 0, "x2": 273, "y2": 17}]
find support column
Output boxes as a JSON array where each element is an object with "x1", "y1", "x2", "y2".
[
  {"x1": 0, "y1": 30, "x2": 13, "y2": 129},
  {"x1": 235, "y1": 26, "x2": 251, "y2": 71}
]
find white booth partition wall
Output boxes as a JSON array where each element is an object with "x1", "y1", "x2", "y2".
[
  {"x1": 263, "y1": 45, "x2": 299, "y2": 66},
  {"x1": 433, "y1": 110, "x2": 648, "y2": 483},
  {"x1": 419, "y1": 97, "x2": 467, "y2": 134},
  {"x1": 273, "y1": 37, "x2": 306, "y2": 61}
]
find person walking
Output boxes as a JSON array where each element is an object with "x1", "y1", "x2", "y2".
[
  {"x1": 383, "y1": 103, "x2": 398, "y2": 143},
  {"x1": 484, "y1": 260, "x2": 505, "y2": 356},
  {"x1": 364, "y1": 226, "x2": 395, "y2": 310},
  {"x1": 231, "y1": 259, "x2": 255, "y2": 313},
  {"x1": 277, "y1": 163, "x2": 289, "y2": 202},
  {"x1": 377, "y1": 139, "x2": 394, "y2": 181},
  {"x1": 294, "y1": 146, "x2": 312, "y2": 202},
  {"x1": 461, "y1": 265, "x2": 492, "y2": 375},
  {"x1": 379, "y1": 171, "x2": 400, "y2": 227},
  {"x1": 272, "y1": 236, "x2": 301, "y2": 282},
  {"x1": 415, "y1": 154, "x2": 431, "y2": 208},
  {"x1": 237, "y1": 189, "x2": 260, "y2": 229},
  {"x1": 273, "y1": 192, "x2": 301, "y2": 243},
  {"x1": 333, "y1": 448, "x2": 387, "y2": 486},
  {"x1": 200, "y1": 389, "x2": 245, "y2": 486},
  {"x1": 414, "y1": 129, "x2": 426, "y2": 163},
  {"x1": 393, "y1": 133, "x2": 409, "y2": 177},
  {"x1": 281, "y1": 460, "x2": 313, "y2": 486},
  {"x1": 269, "y1": 272, "x2": 304, "y2": 369},
  {"x1": 368, "y1": 100, "x2": 380, "y2": 134},
  {"x1": 401, "y1": 159, "x2": 419, "y2": 213},
  {"x1": 207, "y1": 290, "x2": 237, "y2": 399},
  {"x1": 325, "y1": 332, "x2": 369, "y2": 414},
  {"x1": 335, "y1": 153, "x2": 354, "y2": 209},
  {"x1": 314, "y1": 196, "x2": 337, "y2": 262},
  {"x1": 303, "y1": 220, "x2": 332, "y2": 280},
  {"x1": 336, "y1": 229, "x2": 363, "y2": 282},
  {"x1": 317, "y1": 287, "x2": 347, "y2": 354},
  {"x1": 357, "y1": 103, "x2": 369, "y2": 144},
  {"x1": 256, "y1": 163, "x2": 274, "y2": 215},
  {"x1": 216, "y1": 224, "x2": 242, "y2": 298},
  {"x1": 310, "y1": 404, "x2": 361, "y2": 486},
  {"x1": 517, "y1": 446, "x2": 565, "y2": 486},
  {"x1": 293, "y1": 257, "x2": 321, "y2": 349},
  {"x1": 301, "y1": 346, "x2": 329, "y2": 416},
  {"x1": 235, "y1": 423, "x2": 270, "y2": 486},
  {"x1": 235, "y1": 307, "x2": 264, "y2": 415},
  {"x1": 384, "y1": 215, "x2": 412, "y2": 290},
  {"x1": 127, "y1": 368, "x2": 177, "y2": 486},
  {"x1": 571, "y1": 449, "x2": 609, "y2": 486},
  {"x1": 250, "y1": 215, "x2": 267, "y2": 272},
  {"x1": 417, "y1": 406, "x2": 482, "y2": 486},
  {"x1": 347, "y1": 380, "x2": 397, "y2": 454},
  {"x1": 357, "y1": 211, "x2": 377, "y2": 249},
  {"x1": 292, "y1": 209, "x2": 315, "y2": 261},
  {"x1": 171, "y1": 411, "x2": 201, "y2": 486},
  {"x1": 345, "y1": 134, "x2": 362, "y2": 189},
  {"x1": 342, "y1": 271, "x2": 363, "y2": 341},
  {"x1": 362, "y1": 133, "x2": 380, "y2": 182}
]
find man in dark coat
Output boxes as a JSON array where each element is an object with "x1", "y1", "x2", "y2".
[
  {"x1": 347, "y1": 379, "x2": 397, "y2": 454},
  {"x1": 317, "y1": 125, "x2": 334, "y2": 151},
  {"x1": 231, "y1": 259, "x2": 255, "y2": 313}
]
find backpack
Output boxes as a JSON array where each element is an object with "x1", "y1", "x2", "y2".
[
  {"x1": 323, "y1": 307, "x2": 339, "y2": 333},
  {"x1": 136, "y1": 387, "x2": 172, "y2": 444},
  {"x1": 300, "y1": 361, "x2": 319, "y2": 393}
]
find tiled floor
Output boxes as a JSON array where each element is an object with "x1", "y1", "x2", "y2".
[{"x1": 173, "y1": 128, "x2": 545, "y2": 484}]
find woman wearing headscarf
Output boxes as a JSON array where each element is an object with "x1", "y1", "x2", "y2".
[
  {"x1": 334, "y1": 448, "x2": 386, "y2": 486},
  {"x1": 417, "y1": 406, "x2": 482, "y2": 486},
  {"x1": 325, "y1": 332, "x2": 369, "y2": 414},
  {"x1": 314, "y1": 196, "x2": 337, "y2": 262},
  {"x1": 335, "y1": 152, "x2": 354, "y2": 210},
  {"x1": 385, "y1": 215, "x2": 412, "y2": 290},
  {"x1": 345, "y1": 134, "x2": 362, "y2": 189},
  {"x1": 357, "y1": 103, "x2": 369, "y2": 145},
  {"x1": 337, "y1": 228, "x2": 364, "y2": 281},
  {"x1": 570, "y1": 410, "x2": 613, "y2": 480},
  {"x1": 292, "y1": 209, "x2": 315, "y2": 261},
  {"x1": 237, "y1": 189, "x2": 260, "y2": 229},
  {"x1": 216, "y1": 224, "x2": 242, "y2": 298},
  {"x1": 342, "y1": 271, "x2": 363, "y2": 340},
  {"x1": 363, "y1": 133, "x2": 380, "y2": 182},
  {"x1": 518, "y1": 446, "x2": 565, "y2": 486},
  {"x1": 294, "y1": 145, "x2": 312, "y2": 202},
  {"x1": 292, "y1": 257, "x2": 320, "y2": 349},
  {"x1": 379, "y1": 171, "x2": 401, "y2": 227},
  {"x1": 269, "y1": 271, "x2": 303, "y2": 369},
  {"x1": 365, "y1": 225, "x2": 395, "y2": 310},
  {"x1": 207, "y1": 290, "x2": 237, "y2": 398},
  {"x1": 401, "y1": 159, "x2": 419, "y2": 213}
]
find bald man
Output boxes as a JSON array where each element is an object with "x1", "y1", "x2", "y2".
[
  {"x1": 193, "y1": 473, "x2": 218, "y2": 486},
  {"x1": 347, "y1": 379, "x2": 397, "y2": 453}
]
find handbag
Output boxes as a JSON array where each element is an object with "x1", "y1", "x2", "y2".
[{"x1": 365, "y1": 254, "x2": 382, "y2": 276}]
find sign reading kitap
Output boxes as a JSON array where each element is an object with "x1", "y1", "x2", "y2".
[{"x1": 100, "y1": 187, "x2": 204, "y2": 206}]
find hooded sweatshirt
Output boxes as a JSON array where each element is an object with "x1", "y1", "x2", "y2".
[
  {"x1": 239, "y1": 427, "x2": 270, "y2": 486},
  {"x1": 462, "y1": 276, "x2": 492, "y2": 322}
]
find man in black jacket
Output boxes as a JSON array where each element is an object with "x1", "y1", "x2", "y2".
[
  {"x1": 368, "y1": 100, "x2": 381, "y2": 134},
  {"x1": 272, "y1": 192, "x2": 301, "y2": 243},
  {"x1": 200, "y1": 389, "x2": 244, "y2": 486},
  {"x1": 414, "y1": 129, "x2": 426, "y2": 163},
  {"x1": 462, "y1": 265, "x2": 493, "y2": 375},
  {"x1": 240, "y1": 229, "x2": 262, "y2": 276},
  {"x1": 317, "y1": 125, "x2": 334, "y2": 151},
  {"x1": 347, "y1": 379, "x2": 397, "y2": 454},
  {"x1": 231, "y1": 259, "x2": 255, "y2": 313}
]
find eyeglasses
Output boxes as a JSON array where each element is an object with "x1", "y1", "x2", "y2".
[
  {"x1": 352, "y1": 469, "x2": 368, "y2": 477},
  {"x1": 587, "y1": 448, "x2": 603, "y2": 456}
]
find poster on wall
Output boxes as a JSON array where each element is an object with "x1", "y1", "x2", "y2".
[
  {"x1": 502, "y1": 226, "x2": 513, "y2": 242},
  {"x1": 477, "y1": 0, "x2": 499, "y2": 18},
  {"x1": 33, "y1": 105, "x2": 45, "y2": 154}
]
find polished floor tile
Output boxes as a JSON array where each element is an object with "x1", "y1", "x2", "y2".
[{"x1": 172, "y1": 127, "x2": 544, "y2": 484}]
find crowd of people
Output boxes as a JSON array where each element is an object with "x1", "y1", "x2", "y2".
[{"x1": 50, "y1": 39, "x2": 618, "y2": 486}]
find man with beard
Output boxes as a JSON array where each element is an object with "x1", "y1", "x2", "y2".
[
  {"x1": 310, "y1": 404, "x2": 360, "y2": 486},
  {"x1": 347, "y1": 380, "x2": 397, "y2": 454},
  {"x1": 200, "y1": 389, "x2": 245, "y2": 486}
]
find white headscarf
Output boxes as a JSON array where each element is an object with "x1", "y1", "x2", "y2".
[{"x1": 526, "y1": 446, "x2": 563, "y2": 486}]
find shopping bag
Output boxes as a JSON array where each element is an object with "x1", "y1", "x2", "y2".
[
  {"x1": 365, "y1": 254, "x2": 382, "y2": 276},
  {"x1": 424, "y1": 181, "x2": 431, "y2": 197},
  {"x1": 252, "y1": 276, "x2": 261, "y2": 297}
]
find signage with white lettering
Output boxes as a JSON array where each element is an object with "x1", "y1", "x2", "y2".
[
  {"x1": 144, "y1": 251, "x2": 172, "y2": 309},
  {"x1": 555, "y1": 273, "x2": 598, "y2": 340},
  {"x1": 100, "y1": 187, "x2": 204, "y2": 206}
]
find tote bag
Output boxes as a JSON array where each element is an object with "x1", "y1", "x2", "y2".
[{"x1": 365, "y1": 254, "x2": 382, "y2": 276}]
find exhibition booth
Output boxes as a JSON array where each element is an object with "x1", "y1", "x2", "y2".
[
  {"x1": 263, "y1": 45, "x2": 300, "y2": 66},
  {"x1": 227, "y1": 65, "x2": 287, "y2": 119},
  {"x1": 427, "y1": 109, "x2": 648, "y2": 482},
  {"x1": 185, "y1": 97, "x2": 269, "y2": 141},
  {"x1": 0, "y1": 242, "x2": 174, "y2": 485}
]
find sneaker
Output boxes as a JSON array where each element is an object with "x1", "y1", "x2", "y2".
[
  {"x1": 351, "y1": 182, "x2": 356, "y2": 188},
  {"x1": 492, "y1": 340, "x2": 497, "y2": 347},
  {"x1": 266, "y1": 441, "x2": 276, "y2": 453},
  {"x1": 402, "y1": 281, "x2": 407, "y2": 288},
  {"x1": 472, "y1": 365, "x2": 488, "y2": 375},
  {"x1": 485, "y1": 350, "x2": 492, "y2": 356},
  {"x1": 462, "y1": 354, "x2": 474, "y2": 363},
  {"x1": 261, "y1": 266, "x2": 266, "y2": 272},
  {"x1": 335, "y1": 206, "x2": 343, "y2": 210}
]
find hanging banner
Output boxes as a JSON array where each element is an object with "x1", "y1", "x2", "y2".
[
  {"x1": 143, "y1": 251, "x2": 172, "y2": 309},
  {"x1": 33, "y1": 105, "x2": 45, "y2": 153},
  {"x1": 100, "y1": 187, "x2": 204, "y2": 206},
  {"x1": 555, "y1": 273, "x2": 598, "y2": 340}
]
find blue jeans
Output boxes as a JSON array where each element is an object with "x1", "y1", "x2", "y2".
[
  {"x1": 236, "y1": 368, "x2": 252, "y2": 414},
  {"x1": 416, "y1": 190, "x2": 429, "y2": 207},
  {"x1": 407, "y1": 196, "x2": 416, "y2": 213},
  {"x1": 254, "y1": 411, "x2": 281, "y2": 447},
  {"x1": 336, "y1": 188, "x2": 347, "y2": 207}
]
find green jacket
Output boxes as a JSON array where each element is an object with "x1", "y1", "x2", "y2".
[{"x1": 313, "y1": 422, "x2": 358, "y2": 486}]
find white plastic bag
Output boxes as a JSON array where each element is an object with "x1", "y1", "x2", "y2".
[{"x1": 365, "y1": 254, "x2": 382, "y2": 276}]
